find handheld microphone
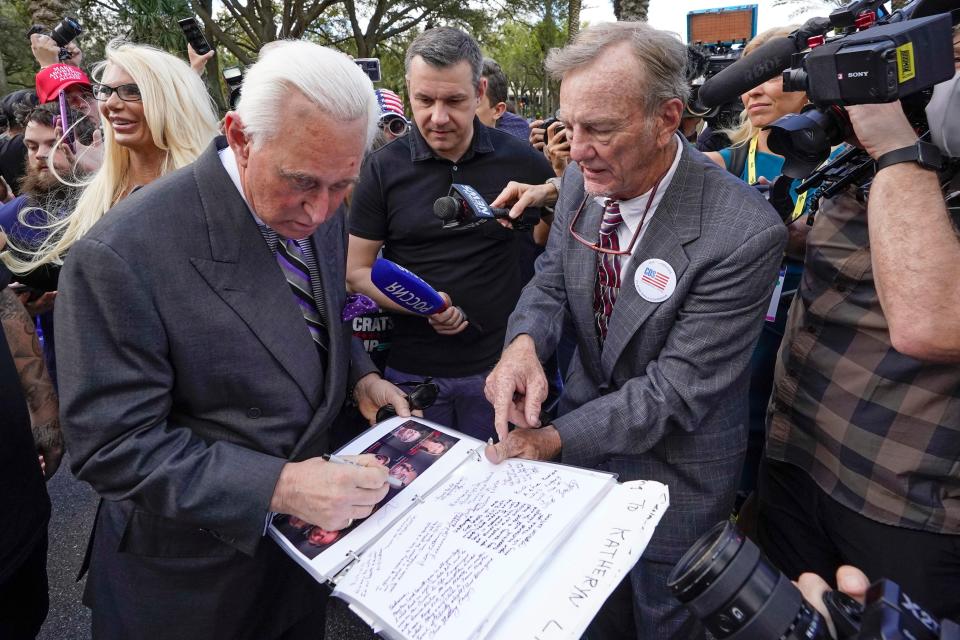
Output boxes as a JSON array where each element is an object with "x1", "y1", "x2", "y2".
[
  {"x1": 370, "y1": 259, "x2": 484, "y2": 331},
  {"x1": 697, "y1": 17, "x2": 831, "y2": 109},
  {"x1": 433, "y1": 184, "x2": 540, "y2": 230}
]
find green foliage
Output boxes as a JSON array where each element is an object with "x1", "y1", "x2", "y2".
[
  {"x1": 484, "y1": 0, "x2": 567, "y2": 118},
  {"x1": 0, "y1": 0, "x2": 35, "y2": 91},
  {"x1": 1, "y1": 0, "x2": 579, "y2": 121}
]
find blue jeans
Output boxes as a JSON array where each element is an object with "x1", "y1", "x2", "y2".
[{"x1": 384, "y1": 367, "x2": 496, "y2": 442}]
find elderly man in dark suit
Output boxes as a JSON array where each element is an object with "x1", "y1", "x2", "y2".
[
  {"x1": 485, "y1": 22, "x2": 787, "y2": 639},
  {"x1": 55, "y1": 41, "x2": 412, "y2": 639}
]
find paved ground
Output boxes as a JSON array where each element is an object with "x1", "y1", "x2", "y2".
[{"x1": 38, "y1": 454, "x2": 376, "y2": 639}]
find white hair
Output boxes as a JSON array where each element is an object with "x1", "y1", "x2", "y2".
[{"x1": 236, "y1": 40, "x2": 379, "y2": 150}]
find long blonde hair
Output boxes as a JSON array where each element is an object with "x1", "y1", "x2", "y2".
[
  {"x1": 722, "y1": 26, "x2": 801, "y2": 148},
  {"x1": 3, "y1": 40, "x2": 218, "y2": 274}
]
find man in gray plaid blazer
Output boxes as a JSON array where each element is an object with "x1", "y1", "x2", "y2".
[{"x1": 484, "y1": 23, "x2": 787, "y2": 639}]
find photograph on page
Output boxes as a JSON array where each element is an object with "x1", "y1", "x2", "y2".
[{"x1": 269, "y1": 418, "x2": 479, "y2": 578}]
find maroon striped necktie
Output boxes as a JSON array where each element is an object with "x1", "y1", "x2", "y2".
[{"x1": 593, "y1": 199, "x2": 623, "y2": 343}]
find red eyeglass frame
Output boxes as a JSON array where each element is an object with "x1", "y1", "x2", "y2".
[{"x1": 567, "y1": 171, "x2": 665, "y2": 256}]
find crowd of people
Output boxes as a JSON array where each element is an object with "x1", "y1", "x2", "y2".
[{"x1": 1, "y1": 10, "x2": 959, "y2": 640}]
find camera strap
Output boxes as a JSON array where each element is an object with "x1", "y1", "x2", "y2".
[
  {"x1": 725, "y1": 141, "x2": 750, "y2": 181},
  {"x1": 747, "y1": 135, "x2": 759, "y2": 185}
]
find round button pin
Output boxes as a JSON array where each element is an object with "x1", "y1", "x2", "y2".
[{"x1": 634, "y1": 258, "x2": 676, "y2": 303}]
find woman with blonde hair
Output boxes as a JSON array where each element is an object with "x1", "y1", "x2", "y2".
[
  {"x1": 3, "y1": 39, "x2": 218, "y2": 279},
  {"x1": 704, "y1": 26, "x2": 813, "y2": 512},
  {"x1": 705, "y1": 26, "x2": 808, "y2": 185}
]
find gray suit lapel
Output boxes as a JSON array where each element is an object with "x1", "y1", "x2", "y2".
[
  {"x1": 189, "y1": 141, "x2": 324, "y2": 407},
  {"x1": 567, "y1": 195, "x2": 605, "y2": 379},
  {"x1": 601, "y1": 143, "x2": 703, "y2": 377}
]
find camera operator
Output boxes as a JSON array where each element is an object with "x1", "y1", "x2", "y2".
[{"x1": 758, "y1": 68, "x2": 960, "y2": 620}]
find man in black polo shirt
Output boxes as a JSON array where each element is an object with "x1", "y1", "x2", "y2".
[{"x1": 347, "y1": 27, "x2": 553, "y2": 440}]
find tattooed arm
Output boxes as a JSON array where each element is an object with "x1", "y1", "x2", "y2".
[{"x1": 0, "y1": 287, "x2": 63, "y2": 479}]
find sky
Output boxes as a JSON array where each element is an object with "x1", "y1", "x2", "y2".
[{"x1": 580, "y1": 0, "x2": 838, "y2": 41}]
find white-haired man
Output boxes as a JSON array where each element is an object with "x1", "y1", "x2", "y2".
[{"x1": 55, "y1": 41, "x2": 413, "y2": 639}]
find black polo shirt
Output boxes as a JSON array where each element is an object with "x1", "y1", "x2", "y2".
[{"x1": 350, "y1": 119, "x2": 553, "y2": 377}]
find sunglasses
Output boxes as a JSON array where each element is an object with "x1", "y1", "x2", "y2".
[
  {"x1": 375, "y1": 378, "x2": 439, "y2": 422},
  {"x1": 568, "y1": 171, "x2": 666, "y2": 256},
  {"x1": 92, "y1": 83, "x2": 142, "y2": 102},
  {"x1": 380, "y1": 114, "x2": 409, "y2": 137}
]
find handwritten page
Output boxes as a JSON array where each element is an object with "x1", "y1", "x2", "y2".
[
  {"x1": 486, "y1": 480, "x2": 669, "y2": 640},
  {"x1": 333, "y1": 457, "x2": 616, "y2": 640},
  {"x1": 269, "y1": 417, "x2": 482, "y2": 582}
]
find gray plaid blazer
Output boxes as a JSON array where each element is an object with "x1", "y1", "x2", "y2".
[{"x1": 505, "y1": 140, "x2": 787, "y2": 637}]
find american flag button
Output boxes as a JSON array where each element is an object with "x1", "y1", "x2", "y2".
[{"x1": 634, "y1": 258, "x2": 676, "y2": 303}]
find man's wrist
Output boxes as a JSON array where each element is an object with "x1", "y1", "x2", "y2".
[
  {"x1": 545, "y1": 177, "x2": 561, "y2": 205},
  {"x1": 270, "y1": 462, "x2": 297, "y2": 514},
  {"x1": 508, "y1": 333, "x2": 537, "y2": 353},
  {"x1": 874, "y1": 141, "x2": 944, "y2": 173}
]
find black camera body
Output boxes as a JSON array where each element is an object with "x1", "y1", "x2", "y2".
[
  {"x1": 766, "y1": 1, "x2": 956, "y2": 178},
  {"x1": 27, "y1": 17, "x2": 83, "y2": 62},
  {"x1": 688, "y1": 44, "x2": 745, "y2": 132},
  {"x1": 783, "y1": 13, "x2": 954, "y2": 106},
  {"x1": 222, "y1": 66, "x2": 244, "y2": 110},
  {"x1": 669, "y1": 521, "x2": 960, "y2": 640}
]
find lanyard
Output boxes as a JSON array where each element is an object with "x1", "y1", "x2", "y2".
[{"x1": 751, "y1": 134, "x2": 810, "y2": 219}]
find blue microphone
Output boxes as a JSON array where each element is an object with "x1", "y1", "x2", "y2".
[
  {"x1": 370, "y1": 259, "x2": 483, "y2": 333},
  {"x1": 370, "y1": 259, "x2": 447, "y2": 315}
]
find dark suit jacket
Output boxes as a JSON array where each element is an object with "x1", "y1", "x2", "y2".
[
  {"x1": 55, "y1": 138, "x2": 377, "y2": 639},
  {"x1": 507, "y1": 141, "x2": 787, "y2": 566}
]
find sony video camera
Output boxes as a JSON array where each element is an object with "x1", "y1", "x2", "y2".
[
  {"x1": 26, "y1": 17, "x2": 83, "y2": 63},
  {"x1": 698, "y1": 0, "x2": 957, "y2": 178},
  {"x1": 669, "y1": 521, "x2": 960, "y2": 640},
  {"x1": 771, "y1": 0, "x2": 955, "y2": 177}
]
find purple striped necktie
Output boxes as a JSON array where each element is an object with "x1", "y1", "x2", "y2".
[
  {"x1": 276, "y1": 236, "x2": 328, "y2": 353},
  {"x1": 593, "y1": 199, "x2": 623, "y2": 343}
]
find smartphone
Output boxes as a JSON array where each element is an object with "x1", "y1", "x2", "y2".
[
  {"x1": 8, "y1": 283, "x2": 45, "y2": 302},
  {"x1": 542, "y1": 116, "x2": 565, "y2": 142},
  {"x1": 58, "y1": 90, "x2": 75, "y2": 153},
  {"x1": 354, "y1": 58, "x2": 381, "y2": 83},
  {"x1": 178, "y1": 17, "x2": 211, "y2": 55}
]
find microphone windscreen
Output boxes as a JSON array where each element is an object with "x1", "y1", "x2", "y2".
[
  {"x1": 370, "y1": 259, "x2": 447, "y2": 315},
  {"x1": 698, "y1": 36, "x2": 799, "y2": 108},
  {"x1": 433, "y1": 196, "x2": 461, "y2": 221}
]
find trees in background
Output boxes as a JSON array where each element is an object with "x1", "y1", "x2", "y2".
[{"x1": 1, "y1": 0, "x2": 589, "y2": 118}]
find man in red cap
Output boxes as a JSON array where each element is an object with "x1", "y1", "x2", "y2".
[{"x1": 34, "y1": 63, "x2": 95, "y2": 116}]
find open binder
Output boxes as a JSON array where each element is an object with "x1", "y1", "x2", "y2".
[{"x1": 269, "y1": 416, "x2": 669, "y2": 640}]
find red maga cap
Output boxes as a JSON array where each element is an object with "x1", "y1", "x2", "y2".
[{"x1": 35, "y1": 64, "x2": 92, "y2": 104}]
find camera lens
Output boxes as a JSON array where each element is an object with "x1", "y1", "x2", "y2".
[
  {"x1": 668, "y1": 521, "x2": 833, "y2": 640},
  {"x1": 766, "y1": 106, "x2": 848, "y2": 179},
  {"x1": 383, "y1": 116, "x2": 409, "y2": 137},
  {"x1": 51, "y1": 17, "x2": 82, "y2": 47}
]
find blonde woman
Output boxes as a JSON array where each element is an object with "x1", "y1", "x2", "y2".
[
  {"x1": 3, "y1": 40, "x2": 218, "y2": 281},
  {"x1": 705, "y1": 26, "x2": 808, "y2": 186},
  {"x1": 704, "y1": 27, "x2": 813, "y2": 508}
]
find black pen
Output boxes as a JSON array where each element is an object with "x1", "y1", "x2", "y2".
[{"x1": 323, "y1": 453, "x2": 404, "y2": 489}]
